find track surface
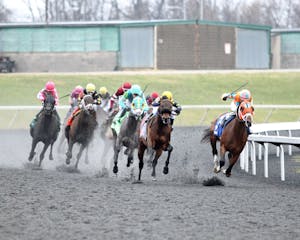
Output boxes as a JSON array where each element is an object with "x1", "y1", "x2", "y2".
[{"x1": 0, "y1": 127, "x2": 299, "y2": 240}]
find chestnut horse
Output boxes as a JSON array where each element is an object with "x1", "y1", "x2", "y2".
[
  {"x1": 65, "y1": 95, "x2": 98, "y2": 169},
  {"x1": 201, "y1": 101, "x2": 254, "y2": 177},
  {"x1": 28, "y1": 93, "x2": 60, "y2": 167},
  {"x1": 138, "y1": 99, "x2": 173, "y2": 181}
]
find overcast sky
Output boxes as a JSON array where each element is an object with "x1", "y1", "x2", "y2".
[{"x1": 4, "y1": 0, "x2": 41, "y2": 21}]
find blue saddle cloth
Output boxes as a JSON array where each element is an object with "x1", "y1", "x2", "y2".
[{"x1": 213, "y1": 113, "x2": 235, "y2": 138}]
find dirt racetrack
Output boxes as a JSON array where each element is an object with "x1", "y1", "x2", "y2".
[{"x1": 0, "y1": 127, "x2": 299, "y2": 240}]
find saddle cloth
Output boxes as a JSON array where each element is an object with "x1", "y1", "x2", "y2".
[{"x1": 213, "y1": 112, "x2": 235, "y2": 138}]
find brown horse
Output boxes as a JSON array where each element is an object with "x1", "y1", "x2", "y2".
[
  {"x1": 201, "y1": 101, "x2": 254, "y2": 177},
  {"x1": 65, "y1": 95, "x2": 98, "y2": 169},
  {"x1": 138, "y1": 99, "x2": 173, "y2": 181}
]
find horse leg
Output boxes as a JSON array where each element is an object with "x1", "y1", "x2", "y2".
[
  {"x1": 75, "y1": 144, "x2": 85, "y2": 169},
  {"x1": 66, "y1": 140, "x2": 74, "y2": 165},
  {"x1": 210, "y1": 135, "x2": 220, "y2": 173},
  {"x1": 224, "y1": 153, "x2": 240, "y2": 177},
  {"x1": 163, "y1": 144, "x2": 173, "y2": 175},
  {"x1": 49, "y1": 142, "x2": 54, "y2": 160},
  {"x1": 112, "y1": 140, "x2": 121, "y2": 174},
  {"x1": 138, "y1": 142, "x2": 147, "y2": 181},
  {"x1": 127, "y1": 148, "x2": 134, "y2": 167},
  {"x1": 219, "y1": 144, "x2": 227, "y2": 172},
  {"x1": 39, "y1": 142, "x2": 50, "y2": 167},
  {"x1": 28, "y1": 138, "x2": 38, "y2": 161},
  {"x1": 84, "y1": 145, "x2": 89, "y2": 164},
  {"x1": 152, "y1": 149, "x2": 163, "y2": 181}
]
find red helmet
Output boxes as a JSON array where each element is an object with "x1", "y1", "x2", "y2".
[
  {"x1": 151, "y1": 92, "x2": 159, "y2": 100},
  {"x1": 45, "y1": 81, "x2": 55, "y2": 91},
  {"x1": 122, "y1": 82, "x2": 131, "y2": 91}
]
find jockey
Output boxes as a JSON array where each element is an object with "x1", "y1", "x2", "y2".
[
  {"x1": 113, "y1": 84, "x2": 148, "y2": 123},
  {"x1": 219, "y1": 89, "x2": 253, "y2": 127},
  {"x1": 221, "y1": 89, "x2": 253, "y2": 114},
  {"x1": 65, "y1": 83, "x2": 100, "y2": 133},
  {"x1": 30, "y1": 81, "x2": 60, "y2": 129},
  {"x1": 157, "y1": 91, "x2": 182, "y2": 125},
  {"x1": 69, "y1": 85, "x2": 83, "y2": 108},
  {"x1": 82, "y1": 83, "x2": 101, "y2": 105},
  {"x1": 108, "y1": 82, "x2": 131, "y2": 114},
  {"x1": 146, "y1": 91, "x2": 159, "y2": 106},
  {"x1": 98, "y1": 86, "x2": 111, "y2": 110}
]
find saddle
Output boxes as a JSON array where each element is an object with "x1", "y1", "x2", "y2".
[
  {"x1": 213, "y1": 112, "x2": 235, "y2": 138},
  {"x1": 67, "y1": 108, "x2": 81, "y2": 127}
]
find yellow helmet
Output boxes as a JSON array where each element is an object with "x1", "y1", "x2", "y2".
[
  {"x1": 161, "y1": 91, "x2": 173, "y2": 101},
  {"x1": 99, "y1": 86, "x2": 108, "y2": 95},
  {"x1": 86, "y1": 83, "x2": 96, "y2": 93}
]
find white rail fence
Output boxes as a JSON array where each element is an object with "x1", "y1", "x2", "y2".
[
  {"x1": 240, "y1": 122, "x2": 300, "y2": 181},
  {"x1": 1, "y1": 104, "x2": 300, "y2": 128}
]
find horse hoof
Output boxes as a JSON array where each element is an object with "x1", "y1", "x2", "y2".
[
  {"x1": 113, "y1": 166, "x2": 118, "y2": 174},
  {"x1": 163, "y1": 167, "x2": 169, "y2": 174},
  {"x1": 213, "y1": 167, "x2": 220, "y2": 173},
  {"x1": 49, "y1": 156, "x2": 54, "y2": 161},
  {"x1": 152, "y1": 177, "x2": 157, "y2": 181},
  {"x1": 66, "y1": 159, "x2": 70, "y2": 165},
  {"x1": 225, "y1": 172, "x2": 231, "y2": 177}
]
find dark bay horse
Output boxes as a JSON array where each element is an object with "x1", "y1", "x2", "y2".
[
  {"x1": 28, "y1": 93, "x2": 60, "y2": 167},
  {"x1": 111, "y1": 96, "x2": 145, "y2": 175},
  {"x1": 201, "y1": 101, "x2": 254, "y2": 177},
  {"x1": 138, "y1": 99, "x2": 173, "y2": 181},
  {"x1": 65, "y1": 95, "x2": 98, "y2": 169}
]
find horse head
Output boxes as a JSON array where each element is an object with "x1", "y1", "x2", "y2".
[
  {"x1": 130, "y1": 96, "x2": 145, "y2": 120},
  {"x1": 43, "y1": 93, "x2": 55, "y2": 115},
  {"x1": 81, "y1": 95, "x2": 95, "y2": 114},
  {"x1": 237, "y1": 101, "x2": 254, "y2": 127},
  {"x1": 158, "y1": 99, "x2": 173, "y2": 124}
]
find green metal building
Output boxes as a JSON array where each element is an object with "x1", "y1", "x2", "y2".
[{"x1": 0, "y1": 20, "x2": 272, "y2": 72}]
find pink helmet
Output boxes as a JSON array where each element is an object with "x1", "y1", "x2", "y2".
[
  {"x1": 74, "y1": 85, "x2": 83, "y2": 95},
  {"x1": 122, "y1": 82, "x2": 132, "y2": 91},
  {"x1": 45, "y1": 81, "x2": 55, "y2": 91}
]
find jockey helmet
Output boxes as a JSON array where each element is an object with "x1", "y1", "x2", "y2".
[
  {"x1": 86, "y1": 83, "x2": 96, "y2": 93},
  {"x1": 131, "y1": 84, "x2": 142, "y2": 96},
  {"x1": 99, "y1": 86, "x2": 108, "y2": 95},
  {"x1": 74, "y1": 85, "x2": 83, "y2": 95},
  {"x1": 161, "y1": 91, "x2": 173, "y2": 102},
  {"x1": 45, "y1": 81, "x2": 55, "y2": 91},
  {"x1": 239, "y1": 89, "x2": 252, "y2": 102},
  {"x1": 122, "y1": 82, "x2": 132, "y2": 91},
  {"x1": 151, "y1": 92, "x2": 159, "y2": 100}
]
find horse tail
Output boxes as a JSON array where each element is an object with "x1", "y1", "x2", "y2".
[{"x1": 201, "y1": 127, "x2": 211, "y2": 143}]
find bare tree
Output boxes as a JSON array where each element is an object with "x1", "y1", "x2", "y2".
[{"x1": 0, "y1": 0, "x2": 11, "y2": 22}]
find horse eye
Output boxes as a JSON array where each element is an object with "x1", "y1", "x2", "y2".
[
  {"x1": 240, "y1": 107, "x2": 244, "y2": 112},
  {"x1": 132, "y1": 103, "x2": 135, "y2": 107}
]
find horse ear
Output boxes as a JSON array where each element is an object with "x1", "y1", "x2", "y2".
[{"x1": 251, "y1": 106, "x2": 255, "y2": 112}]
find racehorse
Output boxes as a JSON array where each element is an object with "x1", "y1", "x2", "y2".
[
  {"x1": 65, "y1": 95, "x2": 98, "y2": 169},
  {"x1": 137, "y1": 99, "x2": 173, "y2": 181},
  {"x1": 111, "y1": 96, "x2": 145, "y2": 175},
  {"x1": 201, "y1": 101, "x2": 254, "y2": 177},
  {"x1": 28, "y1": 93, "x2": 60, "y2": 167}
]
